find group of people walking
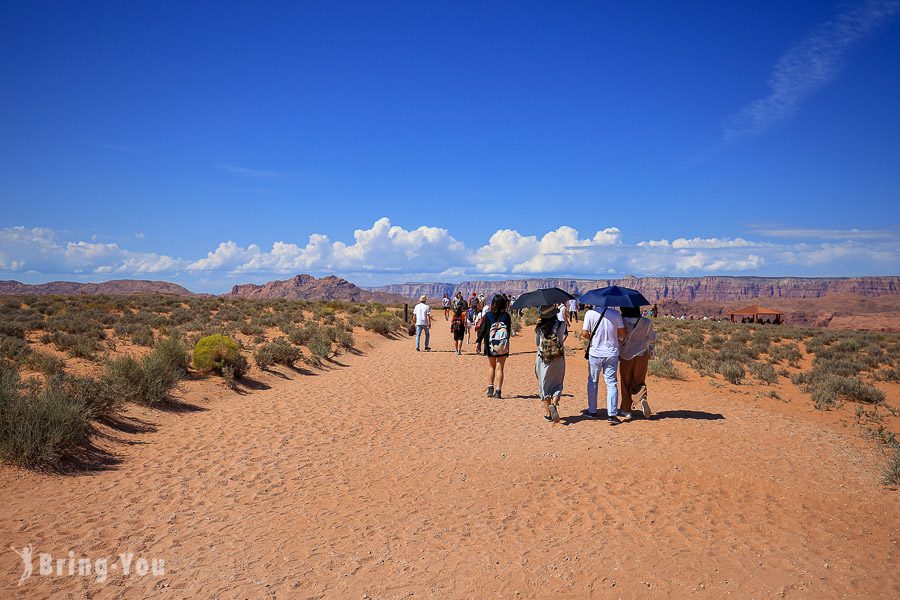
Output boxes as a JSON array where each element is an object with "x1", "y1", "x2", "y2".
[{"x1": 413, "y1": 292, "x2": 657, "y2": 424}]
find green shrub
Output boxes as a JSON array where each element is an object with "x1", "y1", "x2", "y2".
[
  {"x1": 716, "y1": 360, "x2": 745, "y2": 385},
  {"x1": 100, "y1": 338, "x2": 189, "y2": 408},
  {"x1": 362, "y1": 314, "x2": 401, "y2": 336},
  {"x1": 0, "y1": 334, "x2": 30, "y2": 362},
  {"x1": 192, "y1": 334, "x2": 248, "y2": 378},
  {"x1": 749, "y1": 361, "x2": 777, "y2": 385},
  {"x1": 254, "y1": 338, "x2": 301, "y2": 369},
  {"x1": 0, "y1": 321, "x2": 27, "y2": 339},
  {"x1": 65, "y1": 375, "x2": 119, "y2": 417},
  {"x1": 152, "y1": 336, "x2": 191, "y2": 378},
  {"x1": 27, "y1": 351, "x2": 65, "y2": 377},
  {"x1": 883, "y1": 447, "x2": 900, "y2": 486},
  {"x1": 801, "y1": 372, "x2": 886, "y2": 410},
  {"x1": 649, "y1": 356, "x2": 683, "y2": 380},
  {"x1": 0, "y1": 368, "x2": 92, "y2": 468}
]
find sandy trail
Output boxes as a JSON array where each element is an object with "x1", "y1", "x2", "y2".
[{"x1": 1, "y1": 322, "x2": 898, "y2": 598}]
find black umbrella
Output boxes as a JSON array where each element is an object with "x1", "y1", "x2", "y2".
[
  {"x1": 510, "y1": 287, "x2": 575, "y2": 310},
  {"x1": 578, "y1": 285, "x2": 649, "y2": 308}
]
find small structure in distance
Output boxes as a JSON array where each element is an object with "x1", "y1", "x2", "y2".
[{"x1": 728, "y1": 304, "x2": 784, "y2": 324}]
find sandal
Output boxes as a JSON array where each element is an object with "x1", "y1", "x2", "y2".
[{"x1": 548, "y1": 404, "x2": 560, "y2": 423}]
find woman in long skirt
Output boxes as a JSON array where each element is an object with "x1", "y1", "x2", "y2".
[{"x1": 534, "y1": 305, "x2": 567, "y2": 422}]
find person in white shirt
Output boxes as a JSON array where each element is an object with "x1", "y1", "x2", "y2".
[
  {"x1": 557, "y1": 302, "x2": 567, "y2": 323},
  {"x1": 412, "y1": 295, "x2": 433, "y2": 351},
  {"x1": 567, "y1": 298, "x2": 579, "y2": 323},
  {"x1": 581, "y1": 305, "x2": 626, "y2": 424}
]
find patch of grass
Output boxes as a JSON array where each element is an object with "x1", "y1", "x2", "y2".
[
  {"x1": 0, "y1": 334, "x2": 31, "y2": 363},
  {"x1": 883, "y1": 447, "x2": 900, "y2": 486},
  {"x1": 716, "y1": 360, "x2": 745, "y2": 385},
  {"x1": 748, "y1": 361, "x2": 777, "y2": 385},
  {"x1": 103, "y1": 352, "x2": 181, "y2": 407},
  {"x1": 800, "y1": 371, "x2": 886, "y2": 410},
  {"x1": 362, "y1": 313, "x2": 402, "y2": 336},
  {"x1": 648, "y1": 356, "x2": 683, "y2": 380},
  {"x1": 27, "y1": 351, "x2": 65, "y2": 377},
  {"x1": 0, "y1": 367, "x2": 93, "y2": 468},
  {"x1": 254, "y1": 338, "x2": 301, "y2": 369}
]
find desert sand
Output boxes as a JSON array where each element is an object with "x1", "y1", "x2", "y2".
[{"x1": 1, "y1": 323, "x2": 898, "y2": 598}]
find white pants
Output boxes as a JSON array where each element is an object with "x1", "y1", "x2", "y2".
[{"x1": 587, "y1": 354, "x2": 619, "y2": 416}]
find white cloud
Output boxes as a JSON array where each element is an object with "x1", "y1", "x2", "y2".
[
  {"x1": 2, "y1": 220, "x2": 899, "y2": 285},
  {"x1": 0, "y1": 226, "x2": 184, "y2": 276},
  {"x1": 724, "y1": 0, "x2": 900, "y2": 142},
  {"x1": 751, "y1": 227, "x2": 893, "y2": 240},
  {"x1": 214, "y1": 164, "x2": 283, "y2": 178},
  {"x1": 474, "y1": 226, "x2": 622, "y2": 274},
  {"x1": 670, "y1": 237, "x2": 756, "y2": 249}
]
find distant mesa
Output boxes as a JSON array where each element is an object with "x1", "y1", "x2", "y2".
[
  {"x1": 0, "y1": 279, "x2": 195, "y2": 296},
  {"x1": 228, "y1": 274, "x2": 405, "y2": 303},
  {"x1": 370, "y1": 276, "x2": 900, "y2": 303}
]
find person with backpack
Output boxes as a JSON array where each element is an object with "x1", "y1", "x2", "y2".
[
  {"x1": 450, "y1": 302, "x2": 467, "y2": 355},
  {"x1": 534, "y1": 304, "x2": 567, "y2": 422},
  {"x1": 581, "y1": 303, "x2": 626, "y2": 424},
  {"x1": 476, "y1": 294, "x2": 512, "y2": 398}
]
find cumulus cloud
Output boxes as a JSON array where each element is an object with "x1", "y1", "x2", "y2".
[
  {"x1": 474, "y1": 226, "x2": 621, "y2": 274},
  {"x1": 724, "y1": 0, "x2": 900, "y2": 142},
  {"x1": 2, "y1": 220, "x2": 899, "y2": 284},
  {"x1": 0, "y1": 226, "x2": 184, "y2": 275}
]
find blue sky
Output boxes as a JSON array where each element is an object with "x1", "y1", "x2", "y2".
[{"x1": 1, "y1": 0, "x2": 899, "y2": 292}]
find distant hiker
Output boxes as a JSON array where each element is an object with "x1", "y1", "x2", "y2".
[
  {"x1": 413, "y1": 295, "x2": 433, "y2": 351},
  {"x1": 567, "y1": 298, "x2": 579, "y2": 323},
  {"x1": 451, "y1": 291, "x2": 465, "y2": 313},
  {"x1": 465, "y1": 303, "x2": 477, "y2": 345},
  {"x1": 442, "y1": 294, "x2": 451, "y2": 320},
  {"x1": 618, "y1": 306, "x2": 656, "y2": 420},
  {"x1": 581, "y1": 304, "x2": 626, "y2": 424},
  {"x1": 477, "y1": 294, "x2": 512, "y2": 399},
  {"x1": 451, "y1": 303, "x2": 467, "y2": 355},
  {"x1": 535, "y1": 305, "x2": 567, "y2": 422}
]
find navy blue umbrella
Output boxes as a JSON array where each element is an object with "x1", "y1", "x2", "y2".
[
  {"x1": 578, "y1": 285, "x2": 650, "y2": 308},
  {"x1": 510, "y1": 287, "x2": 575, "y2": 310}
]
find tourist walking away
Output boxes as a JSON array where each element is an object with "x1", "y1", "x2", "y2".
[
  {"x1": 465, "y1": 303, "x2": 477, "y2": 344},
  {"x1": 581, "y1": 304, "x2": 625, "y2": 424},
  {"x1": 477, "y1": 294, "x2": 512, "y2": 398},
  {"x1": 535, "y1": 305, "x2": 567, "y2": 422},
  {"x1": 451, "y1": 303, "x2": 467, "y2": 355},
  {"x1": 451, "y1": 291, "x2": 466, "y2": 313},
  {"x1": 413, "y1": 295, "x2": 432, "y2": 351},
  {"x1": 618, "y1": 306, "x2": 656, "y2": 419},
  {"x1": 567, "y1": 298, "x2": 579, "y2": 323},
  {"x1": 442, "y1": 294, "x2": 451, "y2": 320}
]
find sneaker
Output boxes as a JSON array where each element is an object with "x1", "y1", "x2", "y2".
[
  {"x1": 486, "y1": 385, "x2": 494, "y2": 398},
  {"x1": 493, "y1": 389, "x2": 502, "y2": 399},
  {"x1": 580, "y1": 409, "x2": 600, "y2": 419},
  {"x1": 639, "y1": 391, "x2": 652, "y2": 418},
  {"x1": 621, "y1": 411, "x2": 633, "y2": 422},
  {"x1": 543, "y1": 415, "x2": 553, "y2": 422},
  {"x1": 608, "y1": 415, "x2": 621, "y2": 426},
  {"x1": 425, "y1": 347, "x2": 431, "y2": 351},
  {"x1": 416, "y1": 347, "x2": 420, "y2": 352},
  {"x1": 549, "y1": 404, "x2": 560, "y2": 423}
]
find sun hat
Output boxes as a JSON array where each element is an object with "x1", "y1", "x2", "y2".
[{"x1": 420, "y1": 295, "x2": 427, "y2": 302}]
